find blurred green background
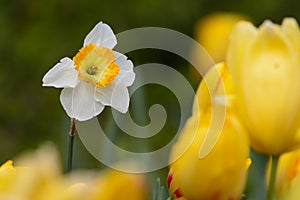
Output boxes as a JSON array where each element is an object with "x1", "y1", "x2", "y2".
[{"x1": 1, "y1": 0, "x2": 300, "y2": 199}]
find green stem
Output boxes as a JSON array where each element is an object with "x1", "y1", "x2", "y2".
[
  {"x1": 67, "y1": 118, "x2": 76, "y2": 173},
  {"x1": 267, "y1": 155, "x2": 280, "y2": 200}
]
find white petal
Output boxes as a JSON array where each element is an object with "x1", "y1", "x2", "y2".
[
  {"x1": 114, "y1": 51, "x2": 135, "y2": 86},
  {"x1": 83, "y1": 22, "x2": 117, "y2": 49},
  {"x1": 95, "y1": 82, "x2": 129, "y2": 113},
  {"x1": 60, "y1": 82, "x2": 104, "y2": 121},
  {"x1": 42, "y1": 57, "x2": 79, "y2": 88}
]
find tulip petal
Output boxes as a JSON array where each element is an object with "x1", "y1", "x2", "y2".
[
  {"x1": 250, "y1": 20, "x2": 292, "y2": 57},
  {"x1": 42, "y1": 57, "x2": 79, "y2": 88},
  {"x1": 114, "y1": 51, "x2": 135, "y2": 86},
  {"x1": 226, "y1": 21, "x2": 257, "y2": 85},
  {"x1": 60, "y1": 82, "x2": 104, "y2": 121},
  {"x1": 95, "y1": 81, "x2": 129, "y2": 113},
  {"x1": 192, "y1": 63, "x2": 233, "y2": 115},
  {"x1": 282, "y1": 18, "x2": 300, "y2": 54},
  {"x1": 84, "y1": 22, "x2": 117, "y2": 49}
]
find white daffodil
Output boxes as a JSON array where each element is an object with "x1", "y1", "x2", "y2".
[{"x1": 42, "y1": 22, "x2": 135, "y2": 121}]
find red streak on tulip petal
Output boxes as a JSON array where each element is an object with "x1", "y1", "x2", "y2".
[
  {"x1": 213, "y1": 65, "x2": 226, "y2": 94},
  {"x1": 174, "y1": 189, "x2": 183, "y2": 198},
  {"x1": 291, "y1": 157, "x2": 300, "y2": 179},
  {"x1": 212, "y1": 191, "x2": 221, "y2": 200},
  {"x1": 167, "y1": 172, "x2": 173, "y2": 189}
]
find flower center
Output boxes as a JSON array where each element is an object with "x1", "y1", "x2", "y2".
[{"x1": 73, "y1": 43, "x2": 119, "y2": 87}]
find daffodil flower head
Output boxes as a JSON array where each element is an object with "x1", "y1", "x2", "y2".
[{"x1": 42, "y1": 22, "x2": 135, "y2": 121}]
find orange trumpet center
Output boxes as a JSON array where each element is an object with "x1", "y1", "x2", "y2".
[{"x1": 73, "y1": 43, "x2": 119, "y2": 87}]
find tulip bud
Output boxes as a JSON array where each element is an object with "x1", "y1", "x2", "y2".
[
  {"x1": 266, "y1": 149, "x2": 300, "y2": 199},
  {"x1": 191, "y1": 12, "x2": 248, "y2": 71},
  {"x1": 168, "y1": 63, "x2": 250, "y2": 200},
  {"x1": 227, "y1": 18, "x2": 300, "y2": 155},
  {"x1": 196, "y1": 12, "x2": 247, "y2": 62},
  {"x1": 281, "y1": 175, "x2": 300, "y2": 200}
]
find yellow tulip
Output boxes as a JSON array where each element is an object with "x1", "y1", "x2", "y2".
[
  {"x1": 280, "y1": 173, "x2": 300, "y2": 200},
  {"x1": 168, "y1": 111, "x2": 250, "y2": 200},
  {"x1": 266, "y1": 148, "x2": 300, "y2": 199},
  {"x1": 278, "y1": 170, "x2": 300, "y2": 200},
  {"x1": 0, "y1": 144, "x2": 148, "y2": 200},
  {"x1": 88, "y1": 169, "x2": 148, "y2": 200},
  {"x1": 192, "y1": 62, "x2": 235, "y2": 116},
  {"x1": 168, "y1": 63, "x2": 250, "y2": 200},
  {"x1": 0, "y1": 144, "x2": 73, "y2": 200},
  {"x1": 227, "y1": 18, "x2": 300, "y2": 155},
  {"x1": 191, "y1": 12, "x2": 247, "y2": 69}
]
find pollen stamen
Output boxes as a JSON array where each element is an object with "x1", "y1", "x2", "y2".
[
  {"x1": 86, "y1": 66, "x2": 98, "y2": 75},
  {"x1": 73, "y1": 43, "x2": 119, "y2": 87}
]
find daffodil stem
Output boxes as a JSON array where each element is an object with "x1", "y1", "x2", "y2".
[
  {"x1": 267, "y1": 155, "x2": 279, "y2": 200},
  {"x1": 67, "y1": 118, "x2": 76, "y2": 173}
]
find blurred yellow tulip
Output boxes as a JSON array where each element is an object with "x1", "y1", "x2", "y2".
[
  {"x1": 88, "y1": 169, "x2": 148, "y2": 200},
  {"x1": 0, "y1": 144, "x2": 148, "y2": 200},
  {"x1": 280, "y1": 174, "x2": 300, "y2": 200},
  {"x1": 0, "y1": 144, "x2": 75, "y2": 200},
  {"x1": 192, "y1": 62, "x2": 235, "y2": 116},
  {"x1": 168, "y1": 63, "x2": 250, "y2": 200},
  {"x1": 191, "y1": 12, "x2": 247, "y2": 69},
  {"x1": 266, "y1": 148, "x2": 300, "y2": 199},
  {"x1": 227, "y1": 18, "x2": 300, "y2": 155}
]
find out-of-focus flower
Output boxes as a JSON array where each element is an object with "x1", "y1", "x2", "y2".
[
  {"x1": 88, "y1": 169, "x2": 148, "y2": 200},
  {"x1": 266, "y1": 149, "x2": 300, "y2": 199},
  {"x1": 192, "y1": 62, "x2": 235, "y2": 116},
  {"x1": 168, "y1": 110, "x2": 250, "y2": 200},
  {"x1": 227, "y1": 18, "x2": 300, "y2": 155},
  {"x1": 0, "y1": 144, "x2": 148, "y2": 200},
  {"x1": 277, "y1": 171, "x2": 300, "y2": 200},
  {"x1": 175, "y1": 62, "x2": 236, "y2": 159},
  {"x1": 42, "y1": 22, "x2": 135, "y2": 121},
  {"x1": 191, "y1": 12, "x2": 247, "y2": 69},
  {"x1": 280, "y1": 173, "x2": 300, "y2": 200},
  {"x1": 168, "y1": 63, "x2": 250, "y2": 200},
  {"x1": 0, "y1": 144, "x2": 68, "y2": 200},
  {"x1": 0, "y1": 160, "x2": 17, "y2": 193}
]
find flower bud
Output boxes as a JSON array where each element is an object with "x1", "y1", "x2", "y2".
[
  {"x1": 266, "y1": 149, "x2": 300, "y2": 199},
  {"x1": 227, "y1": 18, "x2": 300, "y2": 155},
  {"x1": 168, "y1": 63, "x2": 250, "y2": 200}
]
